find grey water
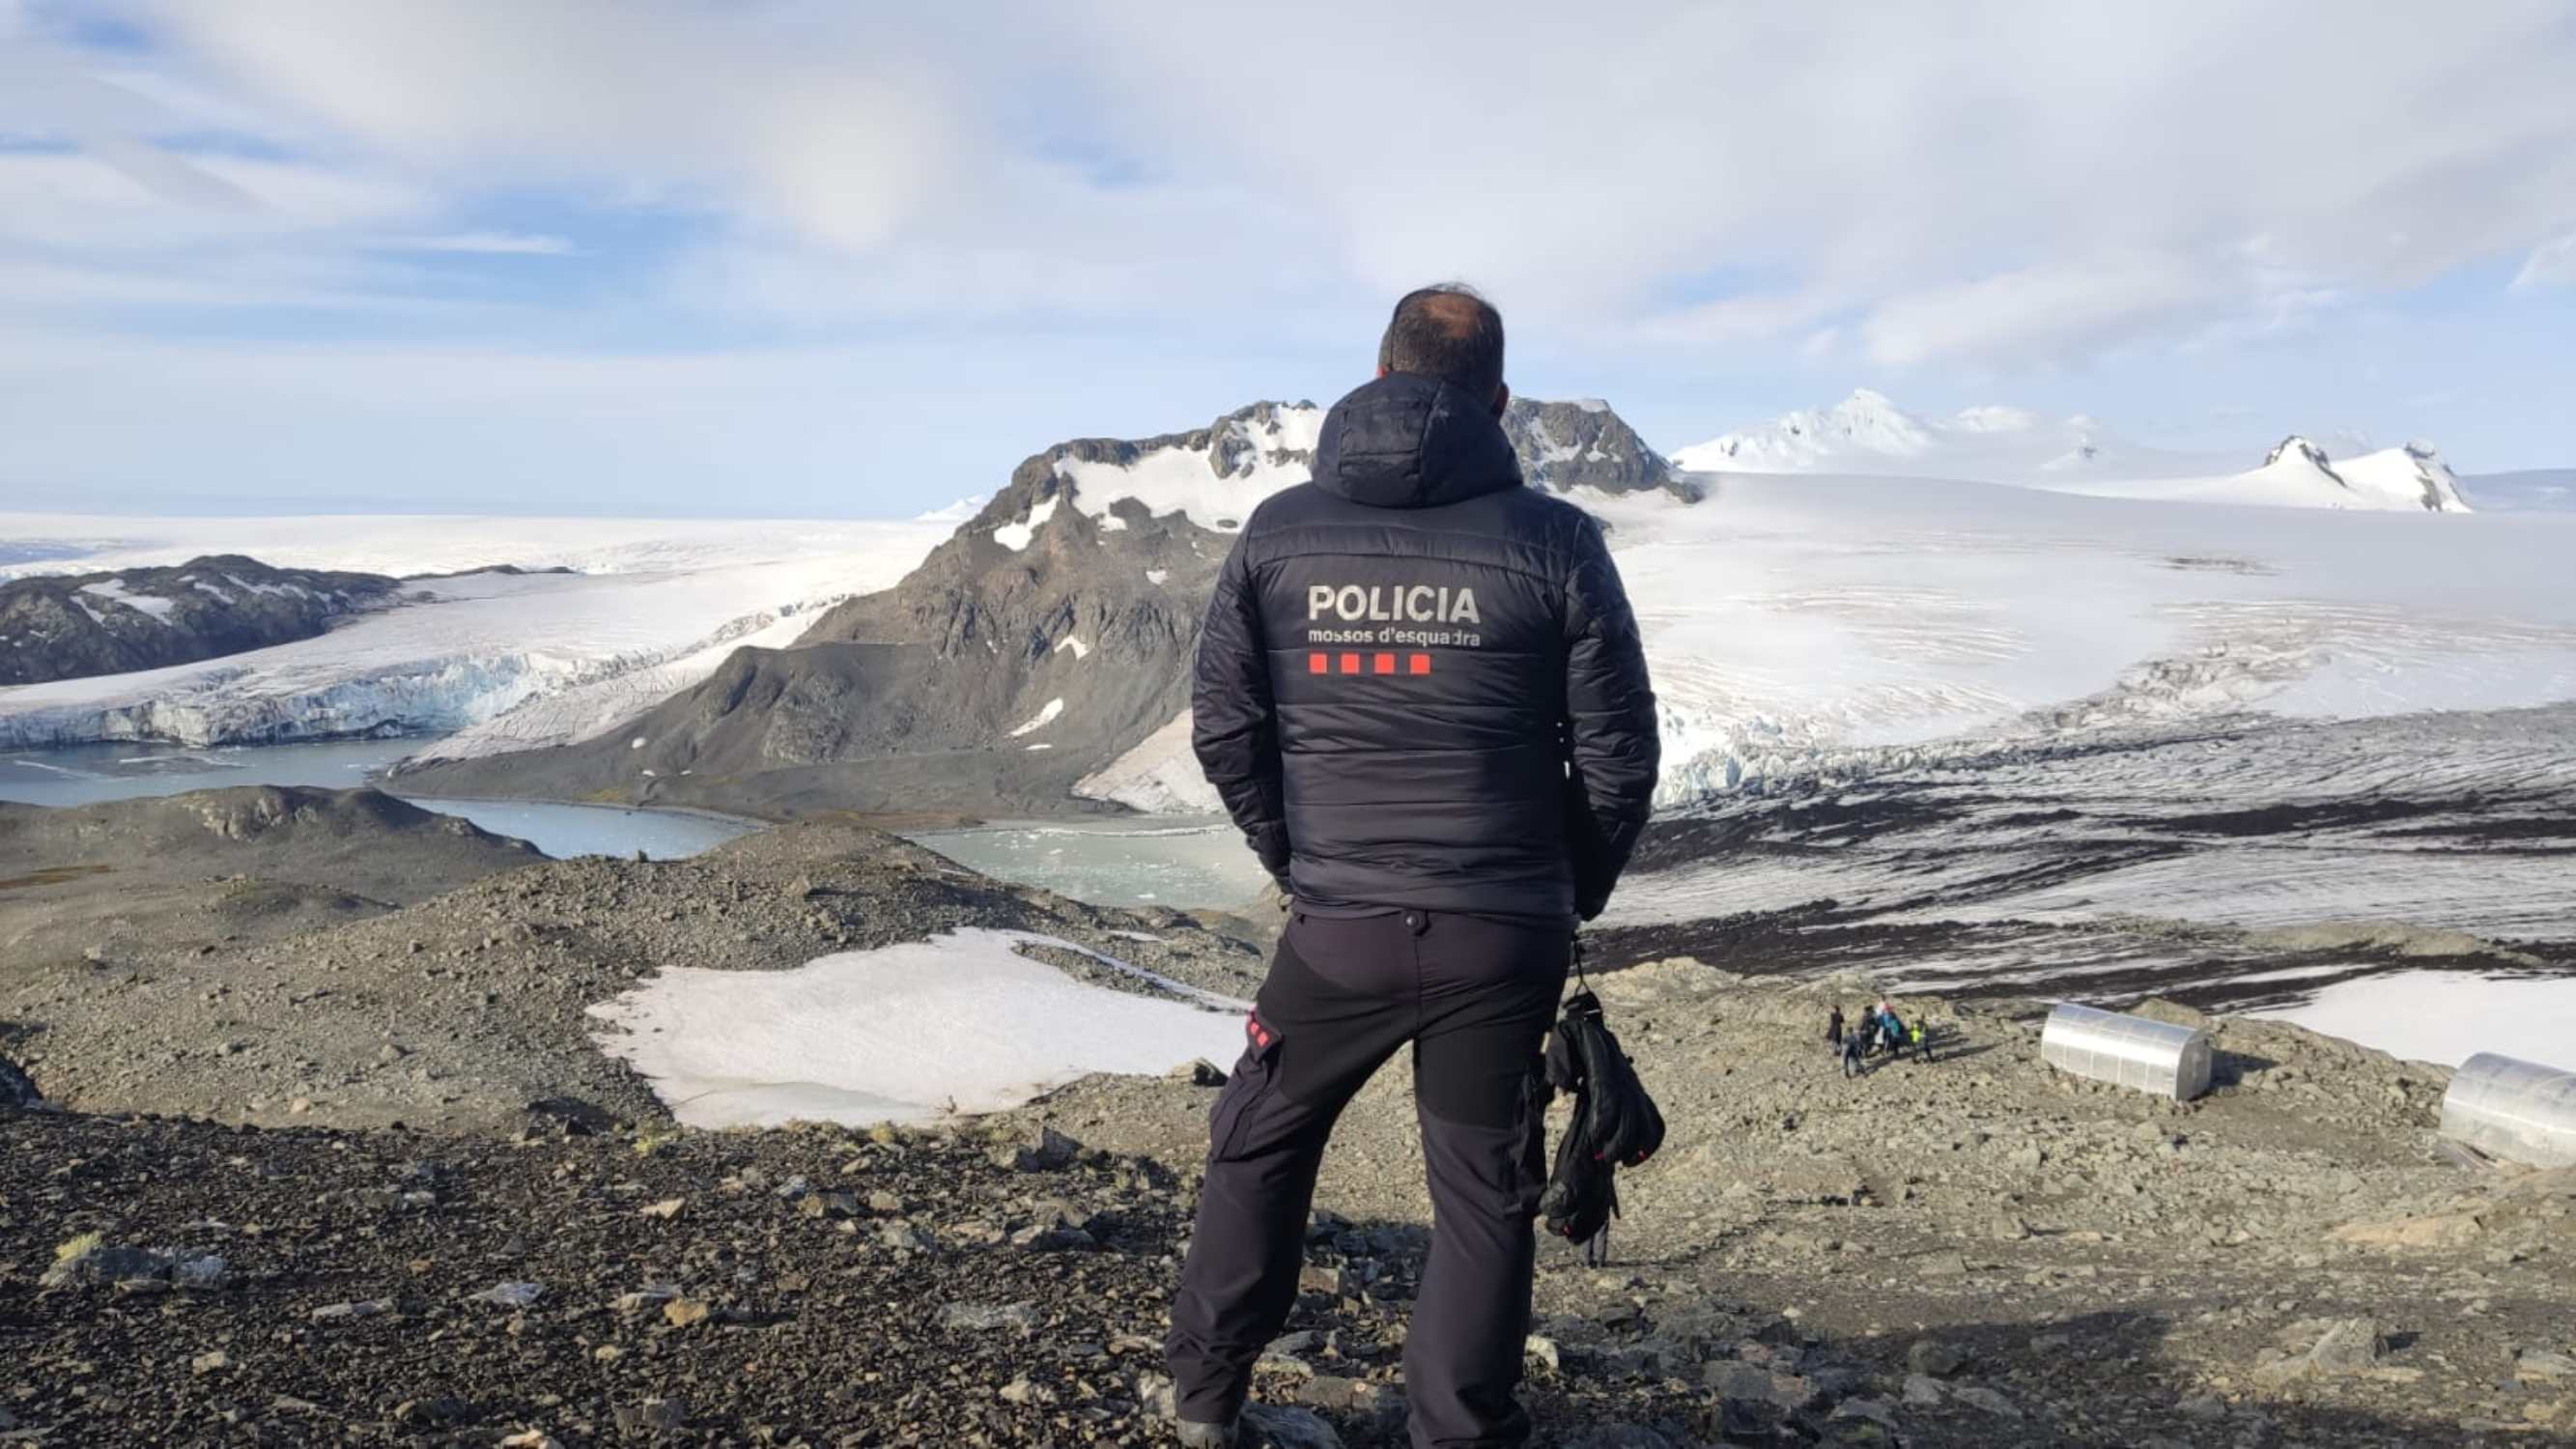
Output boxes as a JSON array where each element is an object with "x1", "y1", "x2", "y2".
[
  {"x1": 901, "y1": 817, "x2": 1271, "y2": 912},
  {"x1": 0, "y1": 739, "x2": 755, "y2": 860}
]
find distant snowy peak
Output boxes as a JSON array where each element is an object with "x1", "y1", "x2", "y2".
[
  {"x1": 2234, "y1": 436, "x2": 2470, "y2": 512},
  {"x1": 1677, "y1": 391, "x2": 2471, "y2": 513},
  {"x1": 914, "y1": 494, "x2": 990, "y2": 525},
  {"x1": 2263, "y1": 435, "x2": 2337, "y2": 473},
  {"x1": 1673, "y1": 388, "x2": 1938, "y2": 473}
]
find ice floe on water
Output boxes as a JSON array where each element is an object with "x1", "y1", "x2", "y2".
[{"x1": 588, "y1": 928, "x2": 1248, "y2": 1128}]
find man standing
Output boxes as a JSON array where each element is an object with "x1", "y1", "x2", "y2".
[{"x1": 1167, "y1": 286, "x2": 1661, "y2": 1448}]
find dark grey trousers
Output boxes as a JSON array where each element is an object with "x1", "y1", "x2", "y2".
[{"x1": 1167, "y1": 909, "x2": 1570, "y2": 1448}]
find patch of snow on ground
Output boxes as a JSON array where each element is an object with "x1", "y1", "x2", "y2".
[
  {"x1": 1075, "y1": 708, "x2": 1217, "y2": 812},
  {"x1": 1007, "y1": 697, "x2": 1065, "y2": 739},
  {"x1": 992, "y1": 495, "x2": 1060, "y2": 552},
  {"x1": 77, "y1": 579, "x2": 178, "y2": 621},
  {"x1": 587, "y1": 927, "x2": 1247, "y2": 1128},
  {"x1": 2250, "y1": 971, "x2": 2576, "y2": 1069},
  {"x1": 1056, "y1": 636, "x2": 1090, "y2": 660}
]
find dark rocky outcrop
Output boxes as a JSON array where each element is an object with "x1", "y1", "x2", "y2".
[
  {"x1": 1503, "y1": 396, "x2": 1684, "y2": 498},
  {"x1": 0, "y1": 554, "x2": 402, "y2": 685}
]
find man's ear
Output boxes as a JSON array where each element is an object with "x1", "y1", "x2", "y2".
[
  {"x1": 1376, "y1": 363, "x2": 1390, "y2": 379},
  {"x1": 1490, "y1": 382, "x2": 1511, "y2": 418}
]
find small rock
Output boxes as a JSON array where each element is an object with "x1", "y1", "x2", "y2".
[
  {"x1": 1172, "y1": 1059, "x2": 1229, "y2": 1087},
  {"x1": 1241, "y1": 1404, "x2": 1345, "y2": 1449},
  {"x1": 310, "y1": 1298, "x2": 393, "y2": 1323},
  {"x1": 993, "y1": 1125, "x2": 1085, "y2": 1172},
  {"x1": 393, "y1": 1396, "x2": 474, "y2": 1428},
  {"x1": 0, "y1": 1053, "x2": 42, "y2": 1108},
  {"x1": 1990, "y1": 1213, "x2": 2031, "y2": 1241},
  {"x1": 2518, "y1": 1350, "x2": 2576, "y2": 1381},
  {"x1": 638, "y1": 1198, "x2": 685, "y2": 1220},
  {"x1": 939, "y1": 1300, "x2": 1041, "y2": 1335},
  {"x1": 999, "y1": 1376, "x2": 1057, "y2": 1406},
  {"x1": 1906, "y1": 1339, "x2": 1967, "y2": 1378},
  {"x1": 1951, "y1": 1385, "x2": 2021, "y2": 1418},
  {"x1": 2307, "y1": 1318, "x2": 2388, "y2": 1374},
  {"x1": 468, "y1": 1281, "x2": 544, "y2": 1309},
  {"x1": 662, "y1": 1296, "x2": 713, "y2": 1329},
  {"x1": 190, "y1": 1350, "x2": 231, "y2": 1376},
  {"x1": 612, "y1": 1398, "x2": 686, "y2": 1435},
  {"x1": 1902, "y1": 1373, "x2": 1944, "y2": 1406}
]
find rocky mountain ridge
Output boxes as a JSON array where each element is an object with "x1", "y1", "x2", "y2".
[
  {"x1": 0, "y1": 554, "x2": 403, "y2": 686},
  {"x1": 391, "y1": 392, "x2": 1676, "y2": 819}
]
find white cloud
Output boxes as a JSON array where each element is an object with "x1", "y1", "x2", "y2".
[
  {"x1": 2513, "y1": 232, "x2": 2576, "y2": 290},
  {"x1": 395, "y1": 232, "x2": 579, "y2": 256},
  {"x1": 0, "y1": 0, "x2": 2572, "y2": 513},
  {"x1": 1862, "y1": 256, "x2": 2222, "y2": 368},
  {"x1": 11, "y1": 1, "x2": 2566, "y2": 361}
]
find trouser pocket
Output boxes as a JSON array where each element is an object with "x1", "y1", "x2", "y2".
[{"x1": 1208, "y1": 1013, "x2": 1284, "y2": 1163}]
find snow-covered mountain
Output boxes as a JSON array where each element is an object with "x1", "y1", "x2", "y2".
[
  {"x1": 1673, "y1": 389, "x2": 2240, "y2": 484},
  {"x1": 1676, "y1": 390, "x2": 2477, "y2": 513},
  {"x1": 0, "y1": 524, "x2": 948, "y2": 751},
  {"x1": 2061, "y1": 437, "x2": 2474, "y2": 512},
  {"x1": 387, "y1": 393, "x2": 1677, "y2": 817},
  {"x1": 1, "y1": 555, "x2": 402, "y2": 686}
]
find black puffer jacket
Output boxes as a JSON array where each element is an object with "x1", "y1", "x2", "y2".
[{"x1": 1192, "y1": 373, "x2": 1660, "y2": 921}]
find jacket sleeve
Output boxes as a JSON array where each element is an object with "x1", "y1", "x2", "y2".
[
  {"x1": 1192, "y1": 537, "x2": 1290, "y2": 878},
  {"x1": 1563, "y1": 517, "x2": 1659, "y2": 920}
]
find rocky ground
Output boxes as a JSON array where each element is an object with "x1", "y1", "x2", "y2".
[
  {"x1": 0, "y1": 786, "x2": 543, "y2": 971},
  {"x1": 4, "y1": 796, "x2": 1266, "y2": 1133},
  {"x1": 4, "y1": 803, "x2": 2573, "y2": 1445}
]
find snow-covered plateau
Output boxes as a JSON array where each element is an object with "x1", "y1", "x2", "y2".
[
  {"x1": 0, "y1": 518, "x2": 946, "y2": 751},
  {"x1": 1671, "y1": 389, "x2": 2519, "y2": 514}
]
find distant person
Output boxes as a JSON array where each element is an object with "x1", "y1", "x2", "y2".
[
  {"x1": 1840, "y1": 1022, "x2": 1867, "y2": 1079},
  {"x1": 1878, "y1": 1002, "x2": 1906, "y2": 1059},
  {"x1": 1167, "y1": 284, "x2": 1661, "y2": 1448},
  {"x1": 1826, "y1": 1005, "x2": 1845, "y2": 1054},
  {"x1": 1910, "y1": 1017, "x2": 1935, "y2": 1063}
]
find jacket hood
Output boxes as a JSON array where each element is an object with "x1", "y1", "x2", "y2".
[{"x1": 1311, "y1": 373, "x2": 1523, "y2": 509}]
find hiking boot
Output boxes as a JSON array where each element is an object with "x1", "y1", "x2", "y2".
[{"x1": 1174, "y1": 1418, "x2": 1240, "y2": 1448}]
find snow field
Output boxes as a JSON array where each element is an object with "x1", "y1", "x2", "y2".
[
  {"x1": 586, "y1": 928, "x2": 1248, "y2": 1128},
  {"x1": 0, "y1": 512, "x2": 946, "y2": 582}
]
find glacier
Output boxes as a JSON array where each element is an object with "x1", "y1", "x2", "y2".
[{"x1": 0, "y1": 522, "x2": 947, "y2": 751}]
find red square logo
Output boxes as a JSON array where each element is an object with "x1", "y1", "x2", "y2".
[
  {"x1": 1373, "y1": 652, "x2": 1396, "y2": 675},
  {"x1": 1408, "y1": 653, "x2": 1432, "y2": 675},
  {"x1": 1340, "y1": 652, "x2": 1362, "y2": 674},
  {"x1": 1308, "y1": 652, "x2": 1327, "y2": 674}
]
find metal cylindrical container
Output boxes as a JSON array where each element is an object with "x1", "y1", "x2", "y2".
[
  {"x1": 2040, "y1": 1002, "x2": 2215, "y2": 1101},
  {"x1": 2440, "y1": 1052, "x2": 2576, "y2": 1169}
]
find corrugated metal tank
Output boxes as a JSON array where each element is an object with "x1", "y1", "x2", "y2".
[
  {"x1": 2440, "y1": 1052, "x2": 2576, "y2": 1168},
  {"x1": 2041, "y1": 1003, "x2": 2214, "y2": 1101}
]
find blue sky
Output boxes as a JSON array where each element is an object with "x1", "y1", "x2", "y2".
[{"x1": 1, "y1": 0, "x2": 2571, "y2": 518}]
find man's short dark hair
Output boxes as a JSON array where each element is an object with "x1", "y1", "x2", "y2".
[{"x1": 1377, "y1": 284, "x2": 1506, "y2": 402}]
